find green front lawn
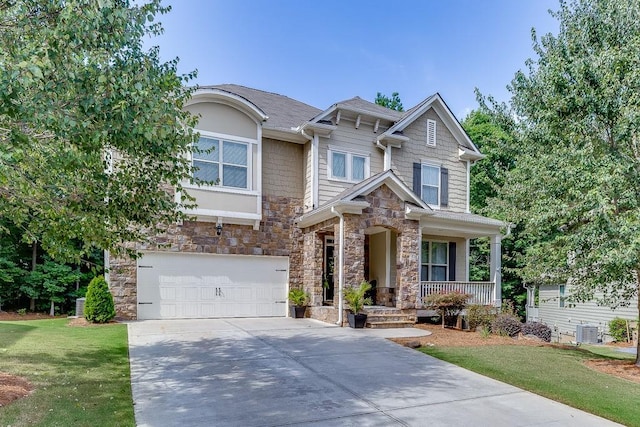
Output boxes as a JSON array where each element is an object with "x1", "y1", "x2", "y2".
[
  {"x1": 0, "y1": 319, "x2": 134, "y2": 427},
  {"x1": 421, "y1": 345, "x2": 640, "y2": 426}
]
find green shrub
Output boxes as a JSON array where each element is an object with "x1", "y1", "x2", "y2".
[
  {"x1": 84, "y1": 276, "x2": 116, "y2": 323},
  {"x1": 466, "y1": 304, "x2": 496, "y2": 331},
  {"x1": 424, "y1": 291, "x2": 471, "y2": 328},
  {"x1": 491, "y1": 313, "x2": 522, "y2": 337},
  {"x1": 522, "y1": 321, "x2": 551, "y2": 342},
  {"x1": 288, "y1": 288, "x2": 309, "y2": 306},
  {"x1": 609, "y1": 317, "x2": 631, "y2": 342},
  {"x1": 343, "y1": 281, "x2": 372, "y2": 314}
]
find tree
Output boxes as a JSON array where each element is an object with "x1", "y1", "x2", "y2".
[
  {"x1": 462, "y1": 108, "x2": 528, "y2": 318},
  {"x1": 25, "y1": 259, "x2": 80, "y2": 316},
  {"x1": 0, "y1": 0, "x2": 198, "y2": 264},
  {"x1": 498, "y1": 0, "x2": 640, "y2": 365},
  {"x1": 375, "y1": 92, "x2": 404, "y2": 111}
]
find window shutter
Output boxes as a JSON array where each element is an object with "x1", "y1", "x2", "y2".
[
  {"x1": 427, "y1": 119, "x2": 437, "y2": 146},
  {"x1": 440, "y1": 167, "x2": 448, "y2": 207},
  {"x1": 413, "y1": 162, "x2": 421, "y2": 196},
  {"x1": 448, "y1": 242, "x2": 456, "y2": 281}
]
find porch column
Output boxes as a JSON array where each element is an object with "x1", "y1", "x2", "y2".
[
  {"x1": 396, "y1": 223, "x2": 420, "y2": 309},
  {"x1": 490, "y1": 234, "x2": 502, "y2": 307}
]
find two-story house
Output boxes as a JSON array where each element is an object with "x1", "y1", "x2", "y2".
[{"x1": 107, "y1": 84, "x2": 506, "y2": 325}]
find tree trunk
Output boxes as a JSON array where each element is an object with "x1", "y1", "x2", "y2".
[
  {"x1": 636, "y1": 272, "x2": 640, "y2": 367},
  {"x1": 49, "y1": 300, "x2": 55, "y2": 317},
  {"x1": 30, "y1": 242, "x2": 37, "y2": 312}
]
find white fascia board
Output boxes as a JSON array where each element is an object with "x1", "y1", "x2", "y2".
[
  {"x1": 421, "y1": 215, "x2": 504, "y2": 238},
  {"x1": 459, "y1": 147, "x2": 485, "y2": 161},
  {"x1": 306, "y1": 123, "x2": 336, "y2": 136},
  {"x1": 376, "y1": 133, "x2": 410, "y2": 144},
  {"x1": 263, "y1": 127, "x2": 308, "y2": 144},
  {"x1": 307, "y1": 105, "x2": 338, "y2": 124},
  {"x1": 188, "y1": 89, "x2": 268, "y2": 122},
  {"x1": 295, "y1": 200, "x2": 369, "y2": 228},
  {"x1": 405, "y1": 204, "x2": 434, "y2": 220}
]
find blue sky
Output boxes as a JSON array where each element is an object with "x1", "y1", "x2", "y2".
[{"x1": 150, "y1": 0, "x2": 559, "y2": 119}]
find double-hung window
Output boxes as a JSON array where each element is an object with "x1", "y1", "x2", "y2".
[
  {"x1": 421, "y1": 164, "x2": 440, "y2": 206},
  {"x1": 193, "y1": 136, "x2": 249, "y2": 189},
  {"x1": 328, "y1": 148, "x2": 369, "y2": 183},
  {"x1": 421, "y1": 241, "x2": 448, "y2": 281}
]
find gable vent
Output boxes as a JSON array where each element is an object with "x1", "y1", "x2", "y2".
[{"x1": 427, "y1": 119, "x2": 437, "y2": 147}]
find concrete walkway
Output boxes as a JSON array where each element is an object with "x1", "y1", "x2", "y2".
[{"x1": 128, "y1": 318, "x2": 621, "y2": 427}]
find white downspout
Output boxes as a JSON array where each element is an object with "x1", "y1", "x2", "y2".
[
  {"x1": 331, "y1": 206, "x2": 345, "y2": 326},
  {"x1": 376, "y1": 141, "x2": 391, "y2": 171},
  {"x1": 465, "y1": 160, "x2": 471, "y2": 213}
]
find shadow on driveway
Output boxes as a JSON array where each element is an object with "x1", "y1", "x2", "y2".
[{"x1": 128, "y1": 318, "x2": 621, "y2": 427}]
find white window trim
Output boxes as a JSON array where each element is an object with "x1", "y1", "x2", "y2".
[
  {"x1": 327, "y1": 146, "x2": 370, "y2": 183},
  {"x1": 421, "y1": 162, "x2": 441, "y2": 209},
  {"x1": 185, "y1": 129, "x2": 257, "y2": 195},
  {"x1": 426, "y1": 119, "x2": 437, "y2": 147},
  {"x1": 421, "y1": 240, "x2": 449, "y2": 281}
]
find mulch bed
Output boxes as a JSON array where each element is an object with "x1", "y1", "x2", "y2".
[
  {"x1": 0, "y1": 373, "x2": 33, "y2": 408},
  {"x1": 394, "y1": 323, "x2": 640, "y2": 384}
]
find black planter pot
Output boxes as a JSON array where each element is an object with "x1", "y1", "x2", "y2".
[
  {"x1": 290, "y1": 305, "x2": 306, "y2": 318},
  {"x1": 347, "y1": 312, "x2": 367, "y2": 328}
]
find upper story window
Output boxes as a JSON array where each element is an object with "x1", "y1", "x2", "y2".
[
  {"x1": 328, "y1": 147, "x2": 369, "y2": 183},
  {"x1": 421, "y1": 164, "x2": 440, "y2": 206},
  {"x1": 413, "y1": 162, "x2": 449, "y2": 208},
  {"x1": 426, "y1": 119, "x2": 437, "y2": 147},
  {"x1": 559, "y1": 285, "x2": 565, "y2": 308},
  {"x1": 193, "y1": 135, "x2": 249, "y2": 189}
]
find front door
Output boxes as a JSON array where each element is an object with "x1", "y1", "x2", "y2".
[{"x1": 323, "y1": 237, "x2": 335, "y2": 304}]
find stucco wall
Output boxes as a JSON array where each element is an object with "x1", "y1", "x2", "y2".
[{"x1": 186, "y1": 102, "x2": 257, "y2": 139}]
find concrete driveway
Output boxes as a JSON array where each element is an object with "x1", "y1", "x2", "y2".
[{"x1": 128, "y1": 318, "x2": 620, "y2": 427}]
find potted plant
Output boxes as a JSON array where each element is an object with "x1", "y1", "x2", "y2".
[
  {"x1": 288, "y1": 288, "x2": 309, "y2": 318},
  {"x1": 343, "y1": 281, "x2": 372, "y2": 328}
]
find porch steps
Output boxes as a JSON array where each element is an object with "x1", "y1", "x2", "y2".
[{"x1": 364, "y1": 307, "x2": 416, "y2": 329}]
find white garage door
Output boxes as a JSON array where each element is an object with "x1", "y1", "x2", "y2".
[{"x1": 136, "y1": 252, "x2": 289, "y2": 320}]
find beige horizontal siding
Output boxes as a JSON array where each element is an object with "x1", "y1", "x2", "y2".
[
  {"x1": 392, "y1": 108, "x2": 467, "y2": 212},
  {"x1": 318, "y1": 121, "x2": 384, "y2": 204}
]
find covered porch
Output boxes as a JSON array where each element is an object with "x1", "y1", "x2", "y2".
[
  {"x1": 295, "y1": 170, "x2": 506, "y2": 326},
  {"x1": 416, "y1": 209, "x2": 504, "y2": 313}
]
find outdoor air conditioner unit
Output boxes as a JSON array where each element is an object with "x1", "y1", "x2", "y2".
[
  {"x1": 576, "y1": 324, "x2": 598, "y2": 344},
  {"x1": 76, "y1": 298, "x2": 86, "y2": 318}
]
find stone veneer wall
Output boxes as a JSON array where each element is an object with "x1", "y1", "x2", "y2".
[
  {"x1": 299, "y1": 184, "x2": 421, "y2": 320},
  {"x1": 109, "y1": 195, "x2": 303, "y2": 319},
  {"x1": 342, "y1": 185, "x2": 420, "y2": 310}
]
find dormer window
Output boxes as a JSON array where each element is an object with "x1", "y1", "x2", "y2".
[{"x1": 426, "y1": 119, "x2": 437, "y2": 147}]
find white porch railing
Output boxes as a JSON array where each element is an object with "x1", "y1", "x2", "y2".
[{"x1": 419, "y1": 281, "x2": 496, "y2": 307}]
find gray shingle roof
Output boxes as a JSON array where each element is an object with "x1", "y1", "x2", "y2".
[
  {"x1": 334, "y1": 97, "x2": 405, "y2": 121},
  {"x1": 201, "y1": 84, "x2": 322, "y2": 132}
]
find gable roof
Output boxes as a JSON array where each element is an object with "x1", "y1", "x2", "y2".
[
  {"x1": 295, "y1": 170, "x2": 431, "y2": 228},
  {"x1": 378, "y1": 93, "x2": 480, "y2": 154},
  {"x1": 195, "y1": 85, "x2": 482, "y2": 158}
]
